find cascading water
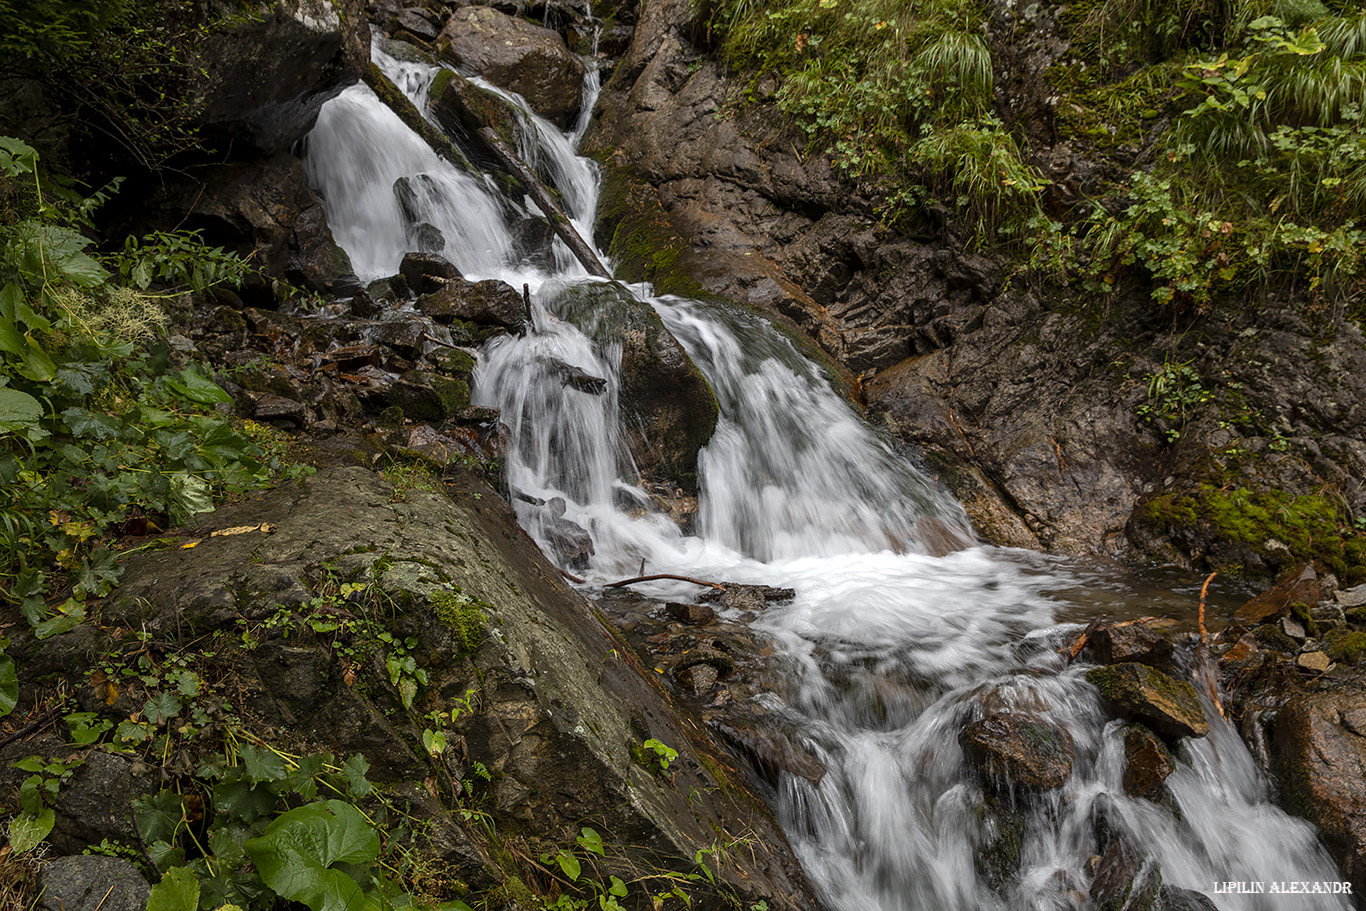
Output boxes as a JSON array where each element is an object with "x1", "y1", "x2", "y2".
[{"x1": 302, "y1": 38, "x2": 1351, "y2": 910}]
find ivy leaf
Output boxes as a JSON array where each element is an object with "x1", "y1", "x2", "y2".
[
  {"x1": 8, "y1": 808, "x2": 54, "y2": 853},
  {"x1": 343, "y1": 755, "x2": 372, "y2": 798},
  {"x1": 135, "y1": 790, "x2": 186, "y2": 846},
  {"x1": 144, "y1": 691, "x2": 182, "y2": 725},
  {"x1": 244, "y1": 800, "x2": 383, "y2": 911},
  {"x1": 147, "y1": 865, "x2": 200, "y2": 911},
  {"x1": 240, "y1": 743, "x2": 288, "y2": 785}
]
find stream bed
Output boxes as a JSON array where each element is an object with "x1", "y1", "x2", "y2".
[{"x1": 300, "y1": 36, "x2": 1349, "y2": 911}]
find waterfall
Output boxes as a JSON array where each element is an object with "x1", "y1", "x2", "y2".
[{"x1": 302, "y1": 36, "x2": 1351, "y2": 911}]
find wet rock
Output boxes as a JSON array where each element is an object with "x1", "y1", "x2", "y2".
[
  {"x1": 1085, "y1": 622, "x2": 1176, "y2": 670},
  {"x1": 1086, "y1": 663, "x2": 1210, "y2": 740},
  {"x1": 665, "y1": 602, "x2": 717, "y2": 626},
  {"x1": 538, "y1": 356, "x2": 607, "y2": 394},
  {"x1": 1157, "y1": 886, "x2": 1219, "y2": 910},
  {"x1": 399, "y1": 251, "x2": 461, "y2": 294},
  {"x1": 674, "y1": 648, "x2": 735, "y2": 680},
  {"x1": 50, "y1": 751, "x2": 159, "y2": 854},
  {"x1": 250, "y1": 391, "x2": 308, "y2": 426},
  {"x1": 1281, "y1": 615, "x2": 1308, "y2": 641},
  {"x1": 1274, "y1": 689, "x2": 1366, "y2": 897},
  {"x1": 702, "y1": 584, "x2": 796, "y2": 613},
  {"x1": 388, "y1": 370, "x2": 471, "y2": 422},
  {"x1": 973, "y1": 794, "x2": 1027, "y2": 892},
  {"x1": 417, "y1": 278, "x2": 526, "y2": 328},
  {"x1": 513, "y1": 217, "x2": 558, "y2": 269},
  {"x1": 388, "y1": 7, "x2": 440, "y2": 42},
  {"x1": 959, "y1": 712, "x2": 1074, "y2": 792},
  {"x1": 1297, "y1": 650, "x2": 1332, "y2": 673},
  {"x1": 709, "y1": 715, "x2": 827, "y2": 786},
  {"x1": 1090, "y1": 835, "x2": 1162, "y2": 911},
  {"x1": 1236, "y1": 563, "x2": 1320, "y2": 625},
  {"x1": 551, "y1": 282, "x2": 719, "y2": 495},
  {"x1": 1122, "y1": 723, "x2": 1175, "y2": 798},
  {"x1": 679, "y1": 662, "x2": 719, "y2": 695},
  {"x1": 436, "y1": 7, "x2": 585, "y2": 128},
  {"x1": 38, "y1": 856, "x2": 149, "y2": 911},
  {"x1": 373, "y1": 318, "x2": 429, "y2": 358},
  {"x1": 191, "y1": 0, "x2": 368, "y2": 151},
  {"x1": 544, "y1": 497, "x2": 594, "y2": 569}
]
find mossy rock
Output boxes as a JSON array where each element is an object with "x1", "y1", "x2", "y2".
[
  {"x1": 389, "y1": 370, "x2": 471, "y2": 421},
  {"x1": 1085, "y1": 663, "x2": 1209, "y2": 740},
  {"x1": 592, "y1": 162, "x2": 708, "y2": 299},
  {"x1": 1322, "y1": 629, "x2": 1366, "y2": 665},
  {"x1": 363, "y1": 63, "x2": 476, "y2": 176},
  {"x1": 1133, "y1": 485, "x2": 1366, "y2": 585}
]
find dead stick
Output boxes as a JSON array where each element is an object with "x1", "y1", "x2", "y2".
[
  {"x1": 1197, "y1": 571, "x2": 1225, "y2": 718},
  {"x1": 559, "y1": 568, "x2": 586, "y2": 584},
  {"x1": 605, "y1": 573, "x2": 727, "y2": 591},
  {"x1": 1198, "y1": 571, "x2": 1216, "y2": 655},
  {"x1": 523, "y1": 283, "x2": 533, "y2": 325}
]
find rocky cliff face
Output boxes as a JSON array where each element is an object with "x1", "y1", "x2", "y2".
[{"x1": 585, "y1": 0, "x2": 1366, "y2": 579}]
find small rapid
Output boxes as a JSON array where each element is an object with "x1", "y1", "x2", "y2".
[{"x1": 301, "y1": 35, "x2": 1351, "y2": 911}]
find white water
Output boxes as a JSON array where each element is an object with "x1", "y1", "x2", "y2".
[{"x1": 303, "y1": 39, "x2": 1350, "y2": 911}]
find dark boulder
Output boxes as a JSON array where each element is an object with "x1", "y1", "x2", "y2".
[
  {"x1": 417, "y1": 278, "x2": 526, "y2": 328},
  {"x1": 1085, "y1": 622, "x2": 1176, "y2": 671},
  {"x1": 146, "y1": 152, "x2": 352, "y2": 298},
  {"x1": 959, "y1": 712, "x2": 1075, "y2": 792},
  {"x1": 1086, "y1": 663, "x2": 1210, "y2": 740},
  {"x1": 1122, "y1": 723, "x2": 1175, "y2": 798},
  {"x1": 1090, "y1": 835, "x2": 1162, "y2": 911},
  {"x1": 38, "y1": 856, "x2": 149, "y2": 911},
  {"x1": 436, "y1": 7, "x2": 585, "y2": 128},
  {"x1": 399, "y1": 251, "x2": 461, "y2": 294},
  {"x1": 1273, "y1": 688, "x2": 1366, "y2": 898},
  {"x1": 544, "y1": 496, "x2": 595, "y2": 569},
  {"x1": 547, "y1": 282, "x2": 719, "y2": 495},
  {"x1": 191, "y1": 0, "x2": 369, "y2": 151}
]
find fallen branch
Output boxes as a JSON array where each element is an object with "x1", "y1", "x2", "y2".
[
  {"x1": 605, "y1": 573, "x2": 727, "y2": 591},
  {"x1": 1198, "y1": 571, "x2": 1225, "y2": 718},
  {"x1": 477, "y1": 127, "x2": 611, "y2": 279}
]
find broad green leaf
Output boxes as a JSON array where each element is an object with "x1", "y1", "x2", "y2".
[
  {"x1": 244, "y1": 800, "x2": 382, "y2": 911},
  {"x1": 8, "y1": 808, "x2": 54, "y2": 853},
  {"x1": 166, "y1": 366, "x2": 231, "y2": 405},
  {"x1": 213, "y1": 776, "x2": 279, "y2": 824},
  {"x1": 0, "y1": 387, "x2": 41, "y2": 435},
  {"x1": 135, "y1": 791, "x2": 186, "y2": 845},
  {"x1": 17, "y1": 339, "x2": 56, "y2": 382},
  {"x1": 0, "y1": 316, "x2": 23, "y2": 355},
  {"x1": 169, "y1": 472, "x2": 215, "y2": 521},
  {"x1": 0, "y1": 137, "x2": 37, "y2": 178},
  {"x1": 61, "y1": 407, "x2": 122, "y2": 440},
  {"x1": 145, "y1": 691, "x2": 182, "y2": 725},
  {"x1": 0, "y1": 654, "x2": 16, "y2": 717},
  {"x1": 147, "y1": 866, "x2": 200, "y2": 911},
  {"x1": 555, "y1": 850, "x2": 581, "y2": 881},
  {"x1": 33, "y1": 604, "x2": 85, "y2": 639},
  {"x1": 240, "y1": 743, "x2": 288, "y2": 785}
]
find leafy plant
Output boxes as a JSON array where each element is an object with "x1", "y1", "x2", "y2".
[
  {"x1": 9, "y1": 754, "x2": 82, "y2": 853},
  {"x1": 0, "y1": 136, "x2": 308, "y2": 635}
]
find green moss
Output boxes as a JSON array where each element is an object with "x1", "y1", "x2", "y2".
[
  {"x1": 430, "y1": 588, "x2": 489, "y2": 653},
  {"x1": 1289, "y1": 601, "x2": 1320, "y2": 638},
  {"x1": 1346, "y1": 606, "x2": 1366, "y2": 625},
  {"x1": 434, "y1": 347, "x2": 477, "y2": 376},
  {"x1": 1251, "y1": 624, "x2": 1298, "y2": 652},
  {"x1": 592, "y1": 163, "x2": 709, "y2": 298},
  {"x1": 1137, "y1": 485, "x2": 1366, "y2": 584},
  {"x1": 1321, "y1": 629, "x2": 1366, "y2": 664}
]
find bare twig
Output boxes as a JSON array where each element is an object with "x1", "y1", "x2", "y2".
[
  {"x1": 559, "y1": 568, "x2": 586, "y2": 584},
  {"x1": 605, "y1": 574, "x2": 727, "y2": 591}
]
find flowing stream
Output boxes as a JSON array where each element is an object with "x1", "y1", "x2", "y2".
[{"x1": 302, "y1": 38, "x2": 1349, "y2": 911}]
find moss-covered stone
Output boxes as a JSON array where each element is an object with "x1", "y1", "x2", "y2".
[
  {"x1": 1134, "y1": 485, "x2": 1366, "y2": 585},
  {"x1": 389, "y1": 370, "x2": 471, "y2": 421},
  {"x1": 430, "y1": 588, "x2": 489, "y2": 653},
  {"x1": 1086, "y1": 663, "x2": 1209, "y2": 740},
  {"x1": 592, "y1": 161, "x2": 709, "y2": 299},
  {"x1": 1251, "y1": 623, "x2": 1299, "y2": 653},
  {"x1": 1322, "y1": 628, "x2": 1366, "y2": 665}
]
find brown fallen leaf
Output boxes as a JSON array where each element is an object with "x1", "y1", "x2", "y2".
[{"x1": 210, "y1": 523, "x2": 277, "y2": 537}]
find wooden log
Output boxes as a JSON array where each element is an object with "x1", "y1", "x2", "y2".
[{"x1": 476, "y1": 126, "x2": 611, "y2": 279}]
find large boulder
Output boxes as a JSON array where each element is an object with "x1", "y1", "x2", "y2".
[
  {"x1": 436, "y1": 7, "x2": 585, "y2": 128},
  {"x1": 63, "y1": 465, "x2": 820, "y2": 909},
  {"x1": 146, "y1": 151, "x2": 352, "y2": 300},
  {"x1": 38, "y1": 856, "x2": 149, "y2": 911},
  {"x1": 959, "y1": 712, "x2": 1075, "y2": 792},
  {"x1": 1086, "y1": 663, "x2": 1210, "y2": 740},
  {"x1": 546, "y1": 281, "x2": 719, "y2": 495},
  {"x1": 1274, "y1": 688, "x2": 1366, "y2": 897},
  {"x1": 192, "y1": 0, "x2": 370, "y2": 151}
]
